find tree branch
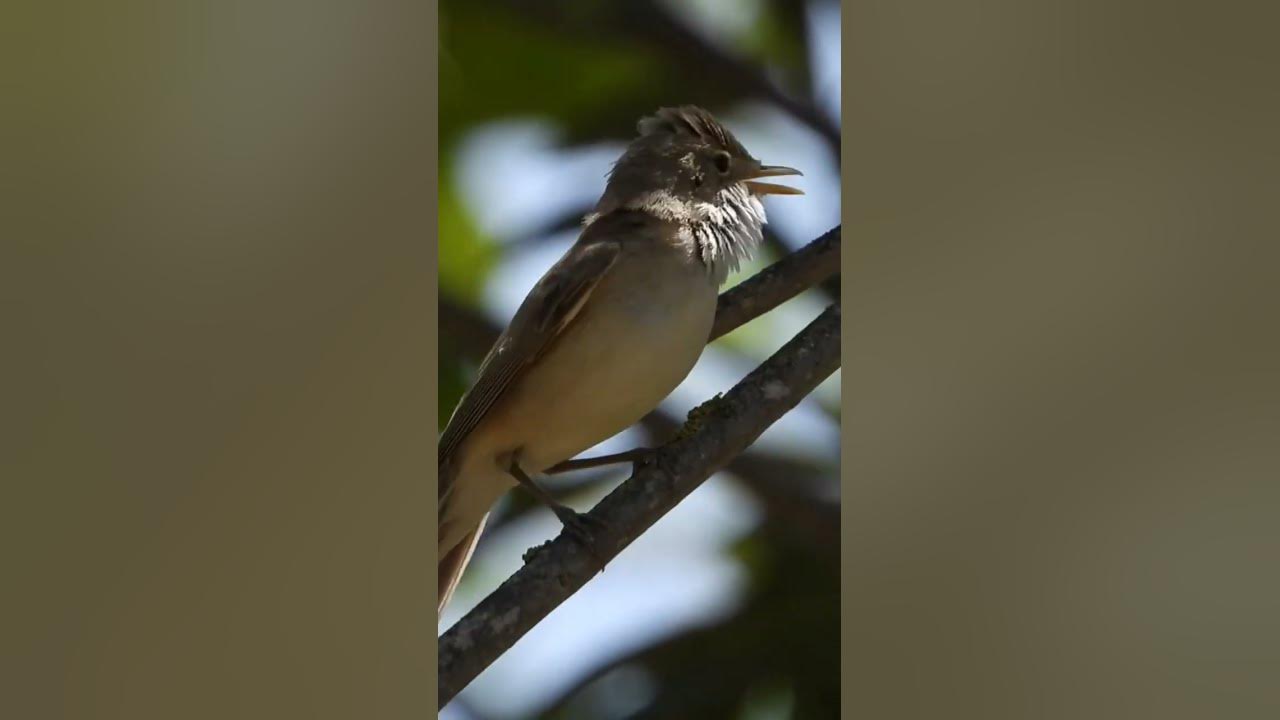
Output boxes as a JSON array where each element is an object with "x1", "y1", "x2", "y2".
[
  {"x1": 438, "y1": 303, "x2": 841, "y2": 707},
  {"x1": 712, "y1": 225, "x2": 840, "y2": 340}
]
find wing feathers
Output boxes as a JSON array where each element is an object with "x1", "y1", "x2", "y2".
[{"x1": 437, "y1": 237, "x2": 621, "y2": 511}]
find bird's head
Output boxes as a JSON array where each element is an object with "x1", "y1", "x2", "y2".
[
  {"x1": 596, "y1": 105, "x2": 803, "y2": 212},
  {"x1": 588, "y1": 106, "x2": 803, "y2": 282}
]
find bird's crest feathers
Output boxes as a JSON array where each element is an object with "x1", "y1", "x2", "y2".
[{"x1": 636, "y1": 105, "x2": 751, "y2": 158}]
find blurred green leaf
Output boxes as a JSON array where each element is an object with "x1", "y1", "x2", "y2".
[
  {"x1": 438, "y1": 162, "x2": 497, "y2": 304},
  {"x1": 439, "y1": 0, "x2": 801, "y2": 150},
  {"x1": 741, "y1": 0, "x2": 807, "y2": 75},
  {"x1": 441, "y1": 1, "x2": 666, "y2": 149}
]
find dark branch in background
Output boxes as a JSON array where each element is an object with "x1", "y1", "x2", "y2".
[
  {"x1": 501, "y1": 0, "x2": 839, "y2": 157},
  {"x1": 439, "y1": 304, "x2": 840, "y2": 707},
  {"x1": 620, "y1": 0, "x2": 840, "y2": 155}
]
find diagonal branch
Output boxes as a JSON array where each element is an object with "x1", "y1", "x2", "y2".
[
  {"x1": 438, "y1": 302, "x2": 841, "y2": 707},
  {"x1": 712, "y1": 225, "x2": 840, "y2": 340}
]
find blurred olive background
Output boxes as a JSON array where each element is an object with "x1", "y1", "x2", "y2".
[
  {"x1": 846, "y1": 1, "x2": 1280, "y2": 718},
  {"x1": 3, "y1": 1, "x2": 436, "y2": 718},
  {"x1": 438, "y1": 1, "x2": 841, "y2": 718}
]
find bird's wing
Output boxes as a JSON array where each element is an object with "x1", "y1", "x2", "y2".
[{"x1": 437, "y1": 233, "x2": 622, "y2": 508}]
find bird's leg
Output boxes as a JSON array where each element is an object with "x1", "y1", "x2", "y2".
[
  {"x1": 544, "y1": 447, "x2": 655, "y2": 475},
  {"x1": 507, "y1": 458, "x2": 606, "y2": 555}
]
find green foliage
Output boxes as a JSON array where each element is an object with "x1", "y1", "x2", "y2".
[
  {"x1": 739, "y1": 0, "x2": 808, "y2": 76},
  {"x1": 441, "y1": 1, "x2": 663, "y2": 148},
  {"x1": 440, "y1": 0, "x2": 773, "y2": 150},
  {"x1": 437, "y1": 162, "x2": 497, "y2": 305}
]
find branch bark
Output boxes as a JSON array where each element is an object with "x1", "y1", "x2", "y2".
[
  {"x1": 712, "y1": 225, "x2": 840, "y2": 340},
  {"x1": 438, "y1": 301, "x2": 841, "y2": 707}
]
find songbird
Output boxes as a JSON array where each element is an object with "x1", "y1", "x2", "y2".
[{"x1": 438, "y1": 106, "x2": 802, "y2": 614}]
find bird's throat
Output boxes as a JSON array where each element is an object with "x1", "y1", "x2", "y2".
[
  {"x1": 595, "y1": 185, "x2": 765, "y2": 286},
  {"x1": 686, "y1": 185, "x2": 766, "y2": 285}
]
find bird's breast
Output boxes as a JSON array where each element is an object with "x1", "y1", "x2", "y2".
[{"x1": 473, "y1": 249, "x2": 718, "y2": 474}]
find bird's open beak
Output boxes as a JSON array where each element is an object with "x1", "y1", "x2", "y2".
[{"x1": 745, "y1": 165, "x2": 804, "y2": 196}]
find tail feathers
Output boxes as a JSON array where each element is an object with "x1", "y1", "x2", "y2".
[{"x1": 438, "y1": 513, "x2": 488, "y2": 617}]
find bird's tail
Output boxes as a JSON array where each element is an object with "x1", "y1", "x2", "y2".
[
  {"x1": 437, "y1": 512, "x2": 487, "y2": 616},
  {"x1": 438, "y1": 449, "x2": 495, "y2": 617}
]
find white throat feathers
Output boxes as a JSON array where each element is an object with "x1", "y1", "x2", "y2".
[{"x1": 583, "y1": 185, "x2": 766, "y2": 286}]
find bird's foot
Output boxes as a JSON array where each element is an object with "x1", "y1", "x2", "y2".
[{"x1": 550, "y1": 503, "x2": 608, "y2": 567}]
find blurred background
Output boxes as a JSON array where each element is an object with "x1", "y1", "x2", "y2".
[
  {"x1": 4, "y1": 2, "x2": 438, "y2": 718},
  {"x1": 438, "y1": 0, "x2": 842, "y2": 718},
  {"x1": 845, "y1": 2, "x2": 1280, "y2": 717}
]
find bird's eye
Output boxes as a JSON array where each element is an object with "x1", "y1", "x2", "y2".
[{"x1": 713, "y1": 151, "x2": 731, "y2": 174}]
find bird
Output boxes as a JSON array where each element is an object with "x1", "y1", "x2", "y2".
[{"x1": 438, "y1": 105, "x2": 802, "y2": 614}]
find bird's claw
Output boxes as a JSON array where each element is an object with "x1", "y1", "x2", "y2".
[{"x1": 552, "y1": 506, "x2": 608, "y2": 566}]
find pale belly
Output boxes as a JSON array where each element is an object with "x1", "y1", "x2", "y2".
[
  {"x1": 480, "y1": 258, "x2": 717, "y2": 473},
  {"x1": 438, "y1": 249, "x2": 717, "y2": 555}
]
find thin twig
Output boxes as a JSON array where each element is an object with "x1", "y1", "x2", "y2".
[{"x1": 438, "y1": 304, "x2": 841, "y2": 707}]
